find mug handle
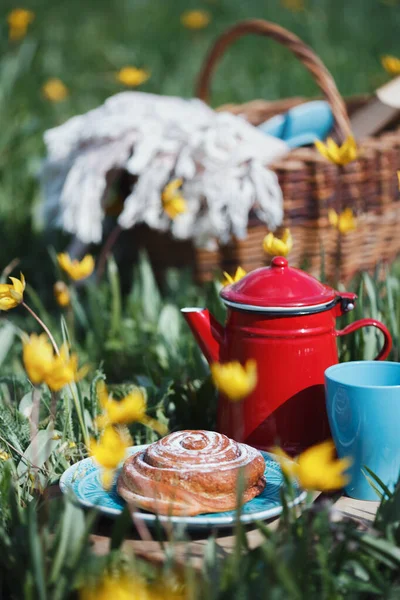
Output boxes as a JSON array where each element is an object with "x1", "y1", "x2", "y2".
[{"x1": 336, "y1": 319, "x2": 392, "y2": 361}]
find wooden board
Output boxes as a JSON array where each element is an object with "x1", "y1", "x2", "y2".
[{"x1": 47, "y1": 484, "x2": 380, "y2": 568}]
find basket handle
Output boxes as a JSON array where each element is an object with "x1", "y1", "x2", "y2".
[{"x1": 196, "y1": 19, "x2": 352, "y2": 142}]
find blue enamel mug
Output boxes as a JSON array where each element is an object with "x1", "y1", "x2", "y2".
[{"x1": 325, "y1": 361, "x2": 400, "y2": 501}]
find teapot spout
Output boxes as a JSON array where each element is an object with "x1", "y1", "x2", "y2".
[{"x1": 181, "y1": 307, "x2": 224, "y2": 364}]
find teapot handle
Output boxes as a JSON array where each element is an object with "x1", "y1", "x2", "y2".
[{"x1": 335, "y1": 319, "x2": 392, "y2": 361}]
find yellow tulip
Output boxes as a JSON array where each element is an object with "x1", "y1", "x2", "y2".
[
  {"x1": 7, "y1": 8, "x2": 34, "y2": 41},
  {"x1": 221, "y1": 266, "x2": 247, "y2": 287},
  {"x1": 162, "y1": 178, "x2": 187, "y2": 219},
  {"x1": 381, "y1": 54, "x2": 400, "y2": 76},
  {"x1": 315, "y1": 135, "x2": 358, "y2": 166},
  {"x1": 163, "y1": 196, "x2": 187, "y2": 219},
  {"x1": 99, "y1": 469, "x2": 115, "y2": 490},
  {"x1": 80, "y1": 571, "x2": 186, "y2": 600},
  {"x1": 328, "y1": 208, "x2": 356, "y2": 234},
  {"x1": 96, "y1": 382, "x2": 167, "y2": 435},
  {"x1": 80, "y1": 572, "x2": 179, "y2": 600},
  {"x1": 211, "y1": 360, "x2": 257, "y2": 402},
  {"x1": 89, "y1": 426, "x2": 129, "y2": 489},
  {"x1": 90, "y1": 426, "x2": 129, "y2": 469},
  {"x1": 23, "y1": 333, "x2": 54, "y2": 385},
  {"x1": 263, "y1": 228, "x2": 293, "y2": 257},
  {"x1": 42, "y1": 78, "x2": 69, "y2": 102},
  {"x1": 281, "y1": 0, "x2": 305, "y2": 11},
  {"x1": 54, "y1": 281, "x2": 70, "y2": 307},
  {"x1": 57, "y1": 253, "x2": 95, "y2": 281},
  {"x1": 274, "y1": 440, "x2": 352, "y2": 491},
  {"x1": 97, "y1": 382, "x2": 146, "y2": 424},
  {"x1": 23, "y1": 335, "x2": 88, "y2": 391},
  {"x1": 180, "y1": 9, "x2": 211, "y2": 30},
  {"x1": 44, "y1": 346, "x2": 89, "y2": 392},
  {"x1": 0, "y1": 273, "x2": 25, "y2": 311},
  {"x1": 79, "y1": 574, "x2": 139, "y2": 600},
  {"x1": 116, "y1": 67, "x2": 150, "y2": 87}
]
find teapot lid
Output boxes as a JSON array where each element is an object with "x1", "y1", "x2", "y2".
[{"x1": 220, "y1": 257, "x2": 337, "y2": 314}]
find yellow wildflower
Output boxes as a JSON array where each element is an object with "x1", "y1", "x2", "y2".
[
  {"x1": 381, "y1": 54, "x2": 400, "y2": 76},
  {"x1": 221, "y1": 266, "x2": 247, "y2": 287},
  {"x1": 80, "y1": 573, "x2": 152, "y2": 600},
  {"x1": 54, "y1": 281, "x2": 70, "y2": 307},
  {"x1": 23, "y1": 334, "x2": 88, "y2": 391},
  {"x1": 274, "y1": 440, "x2": 351, "y2": 491},
  {"x1": 281, "y1": 0, "x2": 305, "y2": 11},
  {"x1": 7, "y1": 8, "x2": 34, "y2": 41},
  {"x1": 211, "y1": 359, "x2": 257, "y2": 402},
  {"x1": 0, "y1": 451, "x2": 10, "y2": 461},
  {"x1": 44, "y1": 346, "x2": 89, "y2": 392},
  {"x1": 328, "y1": 208, "x2": 357, "y2": 234},
  {"x1": 23, "y1": 333, "x2": 54, "y2": 385},
  {"x1": 42, "y1": 78, "x2": 69, "y2": 102},
  {"x1": 80, "y1": 571, "x2": 186, "y2": 600},
  {"x1": 181, "y1": 9, "x2": 211, "y2": 29},
  {"x1": 263, "y1": 228, "x2": 293, "y2": 257},
  {"x1": 57, "y1": 253, "x2": 95, "y2": 281},
  {"x1": 89, "y1": 426, "x2": 129, "y2": 489},
  {"x1": 116, "y1": 67, "x2": 150, "y2": 87},
  {"x1": 0, "y1": 273, "x2": 25, "y2": 311},
  {"x1": 315, "y1": 135, "x2": 358, "y2": 166},
  {"x1": 96, "y1": 382, "x2": 167, "y2": 435},
  {"x1": 162, "y1": 178, "x2": 187, "y2": 219}
]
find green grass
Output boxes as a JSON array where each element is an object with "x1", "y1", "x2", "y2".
[{"x1": 0, "y1": 0, "x2": 400, "y2": 272}]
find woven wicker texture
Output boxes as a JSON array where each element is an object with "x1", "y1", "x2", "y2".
[{"x1": 139, "y1": 20, "x2": 400, "y2": 283}]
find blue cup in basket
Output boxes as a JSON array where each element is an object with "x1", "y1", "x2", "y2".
[{"x1": 324, "y1": 361, "x2": 400, "y2": 501}]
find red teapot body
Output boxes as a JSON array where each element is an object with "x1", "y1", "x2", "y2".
[{"x1": 182, "y1": 257, "x2": 392, "y2": 455}]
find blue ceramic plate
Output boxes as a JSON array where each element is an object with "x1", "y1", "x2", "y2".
[{"x1": 59, "y1": 445, "x2": 306, "y2": 528}]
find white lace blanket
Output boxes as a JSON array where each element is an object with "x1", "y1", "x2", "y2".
[{"x1": 42, "y1": 92, "x2": 289, "y2": 248}]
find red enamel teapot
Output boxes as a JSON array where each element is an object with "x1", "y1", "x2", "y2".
[{"x1": 182, "y1": 257, "x2": 392, "y2": 455}]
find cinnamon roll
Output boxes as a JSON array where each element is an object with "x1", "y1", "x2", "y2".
[{"x1": 117, "y1": 430, "x2": 266, "y2": 516}]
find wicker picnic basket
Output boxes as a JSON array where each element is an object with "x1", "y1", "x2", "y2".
[{"x1": 135, "y1": 19, "x2": 400, "y2": 283}]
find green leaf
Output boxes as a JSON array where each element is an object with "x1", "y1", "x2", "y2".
[
  {"x1": 60, "y1": 315, "x2": 72, "y2": 349},
  {"x1": 69, "y1": 287, "x2": 89, "y2": 330},
  {"x1": 0, "y1": 322, "x2": 16, "y2": 368},
  {"x1": 17, "y1": 425, "x2": 61, "y2": 478},
  {"x1": 363, "y1": 466, "x2": 393, "y2": 500},
  {"x1": 255, "y1": 520, "x2": 272, "y2": 540},
  {"x1": 375, "y1": 478, "x2": 400, "y2": 540},
  {"x1": 28, "y1": 501, "x2": 47, "y2": 600},
  {"x1": 49, "y1": 500, "x2": 86, "y2": 584},
  {"x1": 110, "y1": 504, "x2": 133, "y2": 550},
  {"x1": 386, "y1": 274, "x2": 399, "y2": 339},
  {"x1": 157, "y1": 304, "x2": 181, "y2": 348},
  {"x1": 52, "y1": 504, "x2": 97, "y2": 600},
  {"x1": 107, "y1": 256, "x2": 122, "y2": 338},
  {"x1": 19, "y1": 390, "x2": 34, "y2": 419},
  {"x1": 137, "y1": 252, "x2": 161, "y2": 323},
  {"x1": 88, "y1": 370, "x2": 106, "y2": 434},
  {"x1": 362, "y1": 470, "x2": 384, "y2": 501},
  {"x1": 359, "y1": 534, "x2": 400, "y2": 567}
]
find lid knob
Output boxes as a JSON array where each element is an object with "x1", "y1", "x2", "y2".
[{"x1": 271, "y1": 256, "x2": 288, "y2": 268}]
